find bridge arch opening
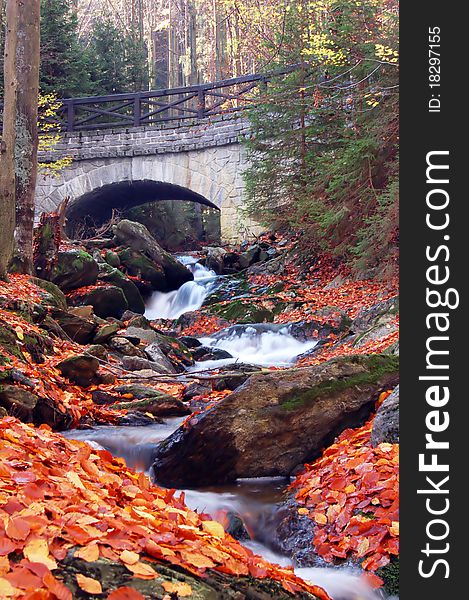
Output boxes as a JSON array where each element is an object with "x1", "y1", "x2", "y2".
[{"x1": 65, "y1": 179, "x2": 221, "y2": 249}]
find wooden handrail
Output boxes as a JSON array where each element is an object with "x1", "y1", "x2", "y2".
[{"x1": 0, "y1": 65, "x2": 302, "y2": 133}]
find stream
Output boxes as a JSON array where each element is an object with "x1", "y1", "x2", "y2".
[{"x1": 65, "y1": 256, "x2": 387, "y2": 600}]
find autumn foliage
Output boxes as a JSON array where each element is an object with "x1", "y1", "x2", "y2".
[
  {"x1": 0, "y1": 418, "x2": 331, "y2": 599},
  {"x1": 290, "y1": 393, "x2": 399, "y2": 587}
]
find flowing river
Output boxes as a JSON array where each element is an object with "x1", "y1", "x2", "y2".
[{"x1": 65, "y1": 256, "x2": 388, "y2": 600}]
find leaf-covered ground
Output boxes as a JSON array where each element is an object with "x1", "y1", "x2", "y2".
[
  {"x1": 290, "y1": 392, "x2": 398, "y2": 588},
  {"x1": 0, "y1": 418, "x2": 330, "y2": 599}
]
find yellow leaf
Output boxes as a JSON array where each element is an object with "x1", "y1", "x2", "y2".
[
  {"x1": 120, "y1": 550, "x2": 140, "y2": 565},
  {"x1": 66, "y1": 471, "x2": 86, "y2": 490},
  {"x1": 125, "y1": 561, "x2": 157, "y2": 579},
  {"x1": 201, "y1": 520, "x2": 225, "y2": 538},
  {"x1": 297, "y1": 507, "x2": 309, "y2": 515},
  {"x1": 357, "y1": 537, "x2": 370, "y2": 557},
  {"x1": 313, "y1": 512, "x2": 328, "y2": 525},
  {"x1": 23, "y1": 537, "x2": 57, "y2": 570},
  {"x1": 162, "y1": 581, "x2": 193, "y2": 597},
  {"x1": 15, "y1": 326, "x2": 24, "y2": 340},
  {"x1": 390, "y1": 521, "x2": 399, "y2": 536},
  {"x1": 0, "y1": 578, "x2": 17, "y2": 597},
  {"x1": 74, "y1": 544, "x2": 100, "y2": 563},
  {"x1": 76, "y1": 573, "x2": 102, "y2": 594}
]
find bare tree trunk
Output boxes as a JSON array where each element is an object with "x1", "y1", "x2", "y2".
[
  {"x1": 0, "y1": 0, "x2": 18, "y2": 280},
  {"x1": 13, "y1": 0, "x2": 40, "y2": 274}
]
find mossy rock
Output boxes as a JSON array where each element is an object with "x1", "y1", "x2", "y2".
[
  {"x1": 377, "y1": 556, "x2": 399, "y2": 596},
  {"x1": 50, "y1": 250, "x2": 99, "y2": 292},
  {"x1": 112, "y1": 394, "x2": 190, "y2": 417},
  {"x1": 98, "y1": 265, "x2": 145, "y2": 314},
  {"x1": 118, "y1": 248, "x2": 168, "y2": 291},
  {"x1": 208, "y1": 300, "x2": 274, "y2": 324},
  {"x1": 69, "y1": 285, "x2": 128, "y2": 319},
  {"x1": 31, "y1": 277, "x2": 67, "y2": 310},
  {"x1": 57, "y1": 554, "x2": 318, "y2": 599},
  {"x1": 152, "y1": 354, "x2": 399, "y2": 487},
  {"x1": 104, "y1": 249, "x2": 121, "y2": 267}
]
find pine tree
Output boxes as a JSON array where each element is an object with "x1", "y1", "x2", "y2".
[
  {"x1": 243, "y1": 0, "x2": 399, "y2": 274},
  {"x1": 39, "y1": 0, "x2": 93, "y2": 97}
]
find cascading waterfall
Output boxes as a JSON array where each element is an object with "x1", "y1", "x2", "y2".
[
  {"x1": 145, "y1": 255, "x2": 218, "y2": 319},
  {"x1": 191, "y1": 324, "x2": 318, "y2": 370},
  {"x1": 65, "y1": 252, "x2": 388, "y2": 600}
]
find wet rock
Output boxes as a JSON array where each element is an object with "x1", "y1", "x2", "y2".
[
  {"x1": 104, "y1": 250, "x2": 121, "y2": 267},
  {"x1": 56, "y1": 355, "x2": 100, "y2": 387},
  {"x1": 371, "y1": 384, "x2": 399, "y2": 446},
  {"x1": 108, "y1": 336, "x2": 146, "y2": 357},
  {"x1": 118, "y1": 248, "x2": 168, "y2": 291},
  {"x1": 144, "y1": 334, "x2": 194, "y2": 370},
  {"x1": 50, "y1": 249, "x2": 99, "y2": 292},
  {"x1": 31, "y1": 277, "x2": 67, "y2": 310},
  {"x1": 113, "y1": 394, "x2": 190, "y2": 418},
  {"x1": 91, "y1": 390, "x2": 121, "y2": 405},
  {"x1": 179, "y1": 335, "x2": 202, "y2": 348},
  {"x1": 69, "y1": 285, "x2": 128, "y2": 319},
  {"x1": 126, "y1": 315, "x2": 153, "y2": 329},
  {"x1": 152, "y1": 355, "x2": 399, "y2": 487},
  {"x1": 0, "y1": 384, "x2": 72, "y2": 429},
  {"x1": 204, "y1": 246, "x2": 227, "y2": 274},
  {"x1": 117, "y1": 412, "x2": 159, "y2": 426},
  {"x1": 121, "y1": 355, "x2": 176, "y2": 375},
  {"x1": 114, "y1": 220, "x2": 193, "y2": 290},
  {"x1": 208, "y1": 300, "x2": 274, "y2": 323},
  {"x1": 93, "y1": 322, "x2": 121, "y2": 344},
  {"x1": 50, "y1": 309, "x2": 97, "y2": 344},
  {"x1": 192, "y1": 346, "x2": 233, "y2": 361},
  {"x1": 212, "y1": 363, "x2": 261, "y2": 391},
  {"x1": 226, "y1": 512, "x2": 251, "y2": 541},
  {"x1": 0, "y1": 385, "x2": 39, "y2": 421},
  {"x1": 98, "y1": 372, "x2": 116, "y2": 385},
  {"x1": 352, "y1": 296, "x2": 399, "y2": 333},
  {"x1": 238, "y1": 244, "x2": 262, "y2": 269},
  {"x1": 114, "y1": 384, "x2": 167, "y2": 400},
  {"x1": 182, "y1": 381, "x2": 212, "y2": 401},
  {"x1": 98, "y1": 264, "x2": 146, "y2": 314},
  {"x1": 118, "y1": 326, "x2": 158, "y2": 345}
]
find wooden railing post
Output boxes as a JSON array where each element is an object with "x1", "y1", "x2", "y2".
[
  {"x1": 134, "y1": 93, "x2": 141, "y2": 126},
  {"x1": 66, "y1": 100, "x2": 74, "y2": 132},
  {"x1": 197, "y1": 88, "x2": 206, "y2": 118}
]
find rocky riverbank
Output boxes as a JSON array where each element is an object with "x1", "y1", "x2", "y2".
[{"x1": 1, "y1": 219, "x2": 399, "y2": 598}]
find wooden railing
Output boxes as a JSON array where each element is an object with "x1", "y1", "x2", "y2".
[{"x1": 0, "y1": 72, "x2": 276, "y2": 133}]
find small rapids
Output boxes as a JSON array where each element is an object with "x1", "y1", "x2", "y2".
[
  {"x1": 145, "y1": 256, "x2": 217, "y2": 319},
  {"x1": 65, "y1": 252, "x2": 387, "y2": 600},
  {"x1": 191, "y1": 324, "x2": 318, "y2": 370}
]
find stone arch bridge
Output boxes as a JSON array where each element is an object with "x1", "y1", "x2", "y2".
[{"x1": 34, "y1": 74, "x2": 276, "y2": 242}]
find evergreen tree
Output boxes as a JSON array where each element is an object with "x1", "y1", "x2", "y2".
[
  {"x1": 243, "y1": 0, "x2": 399, "y2": 274},
  {"x1": 87, "y1": 18, "x2": 148, "y2": 96},
  {"x1": 39, "y1": 0, "x2": 93, "y2": 97}
]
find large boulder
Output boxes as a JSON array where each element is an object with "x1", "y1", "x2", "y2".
[
  {"x1": 113, "y1": 220, "x2": 193, "y2": 290},
  {"x1": 68, "y1": 285, "x2": 128, "y2": 319},
  {"x1": 50, "y1": 309, "x2": 97, "y2": 344},
  {"x1": 371, "y1": 384, "x2": 399, "y2": 446},
  {"x1": 56, "y1": 355, "x2": 100, "y2": 387},
  {"x1": 117, "y1": 248, "x2": 168, "y2": 291},
  {"x1": 152, "y1": 355, "x2": 399, "y2": 487},
  {"x1": 31, "y1": 277, "x2": 67, "y2": 310},
  {"x1": 121, "y1": 355, "x2": 176, "y2": 375},
  {"x1": 0, "y1": 383, "x2": 72, "y2": 429},
  {"x1": 50, "y1": 249, "x2": 99, "y2": 292},
  {"x1": 98, "y1": 264, "x2": 146, "y2": 314}
]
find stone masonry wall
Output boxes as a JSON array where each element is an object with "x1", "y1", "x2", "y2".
[{"x1": 36, "y1": 115, "x2": 262, "y2": 242}]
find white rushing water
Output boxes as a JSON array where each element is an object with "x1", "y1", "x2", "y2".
[
  {"x1": 145, "y1": 256, "x2": 218, "y2": 319},
  {"x1": 190, "y1": 324, "x2": 318, "y2": 370}
]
